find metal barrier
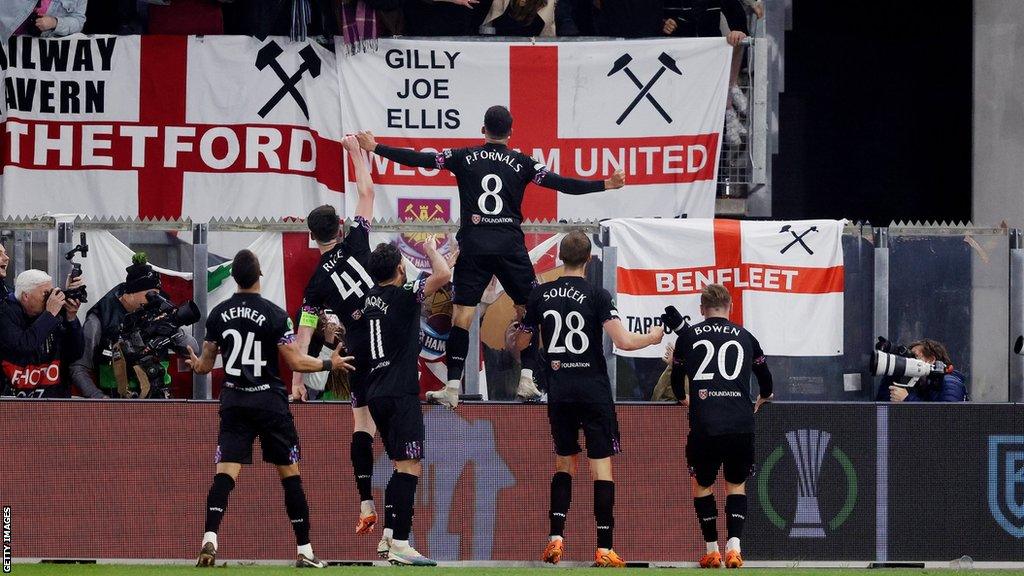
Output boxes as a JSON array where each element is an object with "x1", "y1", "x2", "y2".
[{"x1": 1, "y1": 218, "x2": 1020, "y2": 402}]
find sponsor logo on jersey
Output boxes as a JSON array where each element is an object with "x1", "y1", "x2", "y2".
[{"x1": 697, "y1": 389, "x2": 744, "y2": 399}]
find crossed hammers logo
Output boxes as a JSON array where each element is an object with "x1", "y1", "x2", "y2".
[
  {"x1": 607, "y1": 52, "x2": 682, "y2": 125},
  {"x1": 779, "y1": 224, "x2": 818, "y2": 255},
  {"x1": 255, "y1": 41, "x2": 323, "y2": 120}
]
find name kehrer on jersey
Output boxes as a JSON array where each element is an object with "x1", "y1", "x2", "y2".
[{"x1": 220, "y1": 306, "x2": 268, "y2": 327}]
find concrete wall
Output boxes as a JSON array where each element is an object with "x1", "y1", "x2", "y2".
[{"x1": 974, "y1": 0, "x2": 1024, "y2": 228}]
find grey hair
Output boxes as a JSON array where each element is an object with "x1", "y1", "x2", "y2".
[{"x1": 14, "y1": 269, "x2": 52, "y2": 300}]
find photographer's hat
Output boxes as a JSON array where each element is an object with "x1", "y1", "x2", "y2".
[{"x1": 124, "y1": 253, "x2": 161, "y2": 294}]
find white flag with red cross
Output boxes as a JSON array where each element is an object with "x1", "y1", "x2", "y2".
[
  {"x1": 1, "y1": 35, "x2": 343, "y2": 220},
  {"x1": 607, "y1": 218, "x2": 846, "y2": 358},
  {"x1": 338, "y1": 37, "x2": 731, "y2": 223}
]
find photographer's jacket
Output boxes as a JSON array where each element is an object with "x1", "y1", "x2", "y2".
[{"x1": 0, "y1": 293, "x2": 83, "y2": 398}]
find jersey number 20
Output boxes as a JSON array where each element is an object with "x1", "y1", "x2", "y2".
[{"x1": 693, "y1": 339, "x2": 744, "y2": 381}]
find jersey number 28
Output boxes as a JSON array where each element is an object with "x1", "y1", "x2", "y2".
[{"x1": 543, "y1": 310, "x2": 590, "y2": 354}]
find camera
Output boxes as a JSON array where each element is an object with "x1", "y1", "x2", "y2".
[
  {"x1": 64, "y1": 232, "x2": 88, "y2": 303},
  {"x1": 871, "y1": 336, "x2": 946, "y2": 388},
  {"x1": 114, "y1": 292, "x2": 201, "y2": 398}
]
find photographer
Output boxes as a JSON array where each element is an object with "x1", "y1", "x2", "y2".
[
  {"x1": 70, "y1": 254, "x2": 197, "y2": 399},
  {"x1": 0, "y1": 270, "x2": 85, "y2": 398},
  {"x1": 875, "y1": 338, "x2": 968, "y2": 402}
]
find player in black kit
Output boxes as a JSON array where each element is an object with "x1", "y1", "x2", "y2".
[
  {"x1": 670, "y1": 284, "x2": 773, "y2": 569},
  {"x1": 187, "y1": 250, "x2": 355, "y2": 568},
  {"x1": 362, "y1": 235, "x2": 451, "y2": 566},
  {"x1": 356, "y1": 106, "x2": 626, "y2": 407},
  {"x1": 514, "y1": 231, "x2": 664, "y2": 568},
  {"x1": 291, "y1": 135, "x2": 383, "y2": 535}
]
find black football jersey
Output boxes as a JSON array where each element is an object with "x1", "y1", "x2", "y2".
[
  {"x1": 206, "y1": 293, "x2": 294, "y2": 412},
  {"x1": 523, "y1": 276, "x2": 618, "y2": 404},
  {"x1": 363, "y1": 277, "x2": 428, "y2": 399},
  {"x1": 673, "y1": 317, "x2": 765, "y2": 435},
  {"x1": 439, "y1": 143, "x2": 545, "y2": 254},
  {"x1": 300, "y1": 216, "x2": 374, "y2": 332}
]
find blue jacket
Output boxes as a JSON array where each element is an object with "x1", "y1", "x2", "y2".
[{"x1": 875, "y1": 370, "x2": 968, "y2": 402}]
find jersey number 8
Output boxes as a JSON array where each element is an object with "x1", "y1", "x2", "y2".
[
  {"x1": 543, "y1": 310, "x2": 590, "y2": 354},
  {"x1": 478, "y1": 174, "x2": 504, "y2": 215}
]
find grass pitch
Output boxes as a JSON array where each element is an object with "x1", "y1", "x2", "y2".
[{"x1": 9, "y1": 566, "x2": 1024, "y2": 576}]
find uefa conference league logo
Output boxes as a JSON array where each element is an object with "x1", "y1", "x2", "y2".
[
  {"x1": 759, "y1": 429, "x2": 858, "y2": 538},
  {"x1": 988, "y1": 435, "x2": 1024, "y2": 538}
]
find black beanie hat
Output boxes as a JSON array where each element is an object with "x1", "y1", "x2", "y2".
[{"x1": 124, "y1": 253, "x2": 161, "y2": 294}]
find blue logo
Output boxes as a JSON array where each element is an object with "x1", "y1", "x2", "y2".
[{"x1": 988, "y1": 435, "x2": 1024, "y2": 538}]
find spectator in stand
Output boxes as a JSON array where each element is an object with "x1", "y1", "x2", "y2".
[
  {"x1": 481, "y1": 0, "x2": 552, "y2": 36},
  {"x1": 662, "y1": 0, "x2": 750, "y2": 146},
  {"x1": 146, "y1": 0, "x2": 225, "y2": 35},
  {"x1": 82, "y1": 0, "x2": 142, "y2": 34},
  {"x1": 554, "y1": 0, "x2": 596, "y2": 36},
  {"x1": 11, "y1": 0, "x2": 87, "y2": 37},
  {"x1": 0, "y1": 243, "x2": 10, "y2": 302},
  {"x1": 402, "y1": 0, "x2": 483, "y2": 37},
  {"x1": 223, "y1": 0, "x2": 338, "y2": 39},
  {"x1": 595, "y1": 0, "x2": 664, "y2": 38},
  {"x1": 0, "y1": 270, "x2": 85, "y2": 399}
]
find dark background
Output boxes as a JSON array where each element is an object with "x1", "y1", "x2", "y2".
[{"x1": 773, "y1": 1, "x2": 973, "y2": 224}]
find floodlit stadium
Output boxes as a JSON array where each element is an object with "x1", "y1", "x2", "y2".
[{"x1": 1, "y1": 1, "x2": 1022, "y2": 574}]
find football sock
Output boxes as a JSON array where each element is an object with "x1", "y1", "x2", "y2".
[
  {"x1": 351, "y1": 431, "x2": 375, "y2": 502},
  {"x1": 281, "y1": 475, "x2": 311, "y2": 546},
  {"x1": 390, "y1": 472, "x2": 419, "y2": 542},
  {"x1": 297, "y1": 543, "x2": 314, "y2": 558},
  {"x1": 726, "y1": 494, "x2": 747, "y2": 542},
  {"x1": 549, "y1": 472, "x2": 572, "y2": 537},
  {"x1": 446, "y1": 326, "x2": 469, "y2": 382},
  {"x1": 204, "y1": 473, "x2": 235, "y2": 535},
  {"x1": 694, "y1": 494, "x2": 719, "y2": 544},
  {"x1": 594, "y1": 480, "x2": 615, "y2": 550}
]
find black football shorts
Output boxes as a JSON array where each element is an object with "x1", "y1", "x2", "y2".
[
  {"x1": 685, "y1": 432, "x2": 754, "y2": 487},
  {"x1": 452, "y1": 250, "x2": 536, "y2": 307},
  {"x1": 217, "y1": 406, "x2": 301, "y2": 466},
  {"x1": 548, "y1": 401, "x2": 621, "y2": 460},
  {"x1": 368, "y1": 394, "x2": 425, "y2": 461}
]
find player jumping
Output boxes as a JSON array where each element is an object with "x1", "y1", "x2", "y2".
[
  {"x1": 291, "y1": 135, "x2": 381, "y2": 536},
  {"x1": 515, "y1": 231, "x2": 664, "y2": 567},
  {"x1": 188, "y1": 249, "x2": 355, "y2": 568},
  {"x1": 357, "y1": 105, "x2": 626, "y2": 407},
  {"x1": 363, "y1": 235, "x2": 452, "y2": 565},
  {"x1": 670, "y1": 284, "x2": 773, "y2": 569}
]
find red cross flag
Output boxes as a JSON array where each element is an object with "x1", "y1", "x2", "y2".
[
  {"x1": 338, "y1": 38, "x2": 731, "y2": 221},
  {"x1": 0, "y1": 35, "x2": 343, "y2": 219},
  {"x1": 607, "y1": 218, "x2": 845, "y2": 358}
]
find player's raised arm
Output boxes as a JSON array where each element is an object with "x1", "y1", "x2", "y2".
[
  {"x1": 420, "y1": 235, "x2": 453, "y2": 297},
  {"x1": 186, "y1": 342, "x2": 219, "y2": 375},
  {"x1": 356, "y1": 130, "x2": 442, "y2": 170},
  {"x1": 533, "y1": 165, "x2": 626, "y2": 195},
  {"x1": 343, "y1": 135, "x2": 376, "y2": 221},
  {"x1": 603, "y1": 318, "x2": 664, "y2": 351}
]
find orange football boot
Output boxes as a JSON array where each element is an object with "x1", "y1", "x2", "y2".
[
  {"x1": 541, "y1": 538, "x2": 564, "y2": 564},
  {"x1": 593, "y1": 549, "x2": 626, "y2": 567},
  {"x1": 724, "y1": 549, "x2": 743, "y2": 568},
  {"x1": 699, "y1": 550, "x2": 722, "y2": 568}
]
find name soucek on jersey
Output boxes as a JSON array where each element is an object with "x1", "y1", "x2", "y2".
[
  {"x1": 523, "y1": 276, "x2": 618, "y2": 404},
  {"x1": 300, "y1": 215, "x2": 374, "y2": 350},
  {"x1": 374, "y1": 143, "x2": 604, "y2": 254},
  {"x1": 205, "y1": 293, "x2": 295, "y2": 412},
  {"x1": 671, "y1": 317, "x2": 773, "y2": 436},
  {"x1": 363, "y1": 276, "x2": 429, "y2": 399}
]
